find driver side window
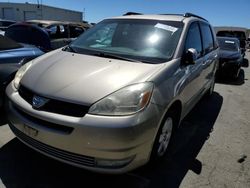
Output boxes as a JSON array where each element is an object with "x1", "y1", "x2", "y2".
[{"x1": 184, "y1": 22, "x2": 203, "y2": 58}]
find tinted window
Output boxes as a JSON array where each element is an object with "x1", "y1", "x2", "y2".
[
  {"x1": 217, "y1": 31, "x2": 246, "y2": 40},
  {"x1": 0, "y1": 21, "x2": 15, "y2": 27},
  {"x1": 200, "y1": 23, "x2": 214, "y2": 54},
  {"x1": 217, "y1": 38, "x2": 239, "y2": 51},
  {"x1": 217, "y1": 30, "x2": 246, "y2": 48},
  {"x1": 70, "y1": 26, "x2": 85, "y2": 38},
  {"x1": 48, "y1": 25, "x2": 68, "y2": 39},
  {"x1": 5, "y1": 25, "x2": 51, "y2": 51},
  {"x1": 185, "y1": 22, "x2": 202, "y2": 57}
]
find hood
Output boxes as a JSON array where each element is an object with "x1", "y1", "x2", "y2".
[
  {"x1": 21, "y1": 50, "x2": 164, "y2": 105},
  {"x1": 219, "y1": 49, "x2": 241, "y2": 60},
  {"x1": 0, "y1": 44, "x2": 44, "y2": 59}
]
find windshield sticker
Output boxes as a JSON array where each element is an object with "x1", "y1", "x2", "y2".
[
  {"x1": 155, "y1": 23, "x2": 178, "y2": 33},
  {"x1": 225, "y1": 40, "x2": 235, "y2": 44}
]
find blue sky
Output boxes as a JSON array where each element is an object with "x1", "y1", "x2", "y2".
[{"x1": 3, "y1": 0, "x2": 250, "y2": 28}]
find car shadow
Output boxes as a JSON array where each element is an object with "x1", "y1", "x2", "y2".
[
  {"x1": 0, "y1": 109, "x2": 7, "y2": 126},
  {"x1": 216, "y1": 69, "x2": 246, "y2": 86},
  {"x1": 0, "y1": 92, "x2": 223, "y2": 188}
]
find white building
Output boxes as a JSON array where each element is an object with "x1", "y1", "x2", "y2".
[{"x1": 0, "y1": 2, "x2": 82, "y2": 22}]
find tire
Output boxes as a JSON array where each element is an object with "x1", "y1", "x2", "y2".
[
  {"x1": 233, "y1": 67, "x2": 241, "y2": 80},
  {"x1": 150, "y1": 111, "x2": 177, "y2": 161}
]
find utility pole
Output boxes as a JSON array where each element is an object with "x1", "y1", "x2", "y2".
[{"x1": 83, "y1": 8, "x2": 85, "y2": 21}]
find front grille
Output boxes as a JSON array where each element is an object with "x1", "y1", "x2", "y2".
[
  {"x1": 9, "y1": 123, "x2": 96, "y2": 167},
  {"x1": 18, "y1": 85, "x2": 89, "y2": 117},
  {"x1": 14, "y1": 105, "x2": 74, "y2": 134}
]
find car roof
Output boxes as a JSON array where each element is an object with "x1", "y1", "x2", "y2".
[{"x1": 27, "y1": 20, "x2": 64, "y2": 26}]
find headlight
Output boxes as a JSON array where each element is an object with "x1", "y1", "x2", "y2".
[
  {"x1": 89, "y1": 82, "x2": 154, "y2": 116},
  {"x1": 14, "y1": 61, "x2": 33, "y2": 89}
]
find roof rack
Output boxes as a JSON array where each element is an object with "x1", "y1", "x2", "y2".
[
  {"x1": 160, "y1": 14, "x2": 183, "y2": 16},
  {"x1": 123, "y1": 12, "x2": 143, "y2": 16},
  {"x1": 184, "y1": 12, "x2": 208, "y2": 22}
]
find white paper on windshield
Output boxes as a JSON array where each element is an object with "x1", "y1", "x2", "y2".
[
  {"x1": 225, "y1": 40, "x2": 235, "y2": 44},
  {"x1": 155, "y1": 23, "x2": 178, "y2": 33}
]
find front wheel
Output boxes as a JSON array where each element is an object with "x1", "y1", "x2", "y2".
[{"x1": 151, "y1": 112, "x2": 176, "y2": 160}]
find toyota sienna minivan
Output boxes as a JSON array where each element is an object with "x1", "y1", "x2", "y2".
[{"x1": 6, "y1": 12, "x2": 219, "y2": 173}]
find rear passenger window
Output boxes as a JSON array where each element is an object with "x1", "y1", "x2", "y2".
[
  {"x1": 70, "y1": 26, "x2": 84, "y2": 38},
  {"x1": 185, "y1": 22, "x2": 202, "y2": 57},
  {"x1": 200, "y1": 23, "x2": 214, "y2": 54}
]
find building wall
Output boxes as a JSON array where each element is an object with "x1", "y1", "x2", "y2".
[{"x1": 0, "y1": 2, "x2": 82, "y2": 22}]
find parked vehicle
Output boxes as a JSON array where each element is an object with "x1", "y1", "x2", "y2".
[
  {"x1": 5, "y1": 23, "x2": 51, "y2": 52},
  {"x1": 246, "y1": 38, "x2": 250, "y2": 49},
  {"x1": 0, "y1": 35, "x2": 44, "y2": 107},
  {"x1": 26, "y1": 20, "x2": 90, "y2": 49},
  {"x1": 0, "y1": 19, "x2": 16, "y2": 31},
  {"x1": 6, "y1": 12, "x2": 218, "y2": 173},
  {"x1": 214, "y1": 26, "x2": 247, "y2": 56},
  {"x1": 217, "y1": 37, "x2": 243, "y2": 79}
]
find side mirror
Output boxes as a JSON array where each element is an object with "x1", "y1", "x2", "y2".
[{"x1": 184, "y1": 48, "x2": 198, "y2": 65}]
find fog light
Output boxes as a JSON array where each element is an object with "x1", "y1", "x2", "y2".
[{"x1": 96, "y1": 156, "x2": 135, "y2": 168}]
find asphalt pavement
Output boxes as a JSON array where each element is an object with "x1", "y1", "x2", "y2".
[{"x1": 0, "y1": 52, "x2": 249, "y2": 188}]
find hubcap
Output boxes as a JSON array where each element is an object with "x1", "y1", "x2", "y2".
[{"x1": 157, "y1": 117, "x2": 173, "y2": 157}]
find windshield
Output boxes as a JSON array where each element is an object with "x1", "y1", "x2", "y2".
[
  {"x1": 217, "y1": 31, "x2": 246, "y2": 40},
  {"x1": 0, "y1": 35, "x2": 22, "y2": 50},
  {"x1": 218, "y1": 38, "x2": 239, "y2": 51},
  {"x1": 69, "y1": 19, "x2": 183, "y2": 63}
]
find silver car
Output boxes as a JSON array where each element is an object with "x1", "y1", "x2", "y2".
[{"x1": 6, "y1": 12, "x2": 218, "y2": 173}]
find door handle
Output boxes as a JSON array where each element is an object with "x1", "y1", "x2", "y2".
[{"x1": 202, "y1": 60, "x2": 211, "y2": 66}]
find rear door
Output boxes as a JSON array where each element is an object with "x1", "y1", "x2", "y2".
[{"x1": 199, "y1": 22, "x2": 218, "y2": 89}]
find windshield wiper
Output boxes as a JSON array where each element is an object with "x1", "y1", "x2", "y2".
[
  {"x1": 62, "y1": 45, "x2": 77, "y2": 53},
  {"x1": 91, "y1": 52, "x2": 141, "y2": 63}
]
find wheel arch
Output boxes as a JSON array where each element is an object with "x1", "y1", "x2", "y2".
[{"x1": 149, "y1": 99, "x2": 183, "y2": 160}]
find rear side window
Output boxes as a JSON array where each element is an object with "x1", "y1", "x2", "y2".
[
  {"x1": 69, "y1": 26, "x2": 85, "y2": 38},
  {"x1": 184, "y1": 22, "x2": 202, "y2": 57},
  {"x1": 48, "y1": 25, "x2": 68, "y2": 39},
  {"x1": 200, "y1": 23, "x2": 214, "y2": 54}
]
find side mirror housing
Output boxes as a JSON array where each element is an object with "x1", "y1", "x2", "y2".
[{"x1": 184, "y1": 48, "x2": 198, "y2": 65}]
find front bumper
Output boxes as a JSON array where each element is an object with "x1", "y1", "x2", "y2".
[{"x1": 6, "y1": 82, "x2": 162, "y2": 173}]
